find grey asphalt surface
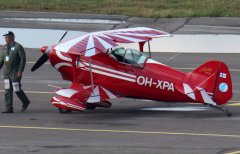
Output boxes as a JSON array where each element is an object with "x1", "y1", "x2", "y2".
[
  {"x1": 0, "y1": 11, "x2": 239, "y2": 154},
  {"x1": 1, "y1": 10, "x2": 240, "y2": 34}
]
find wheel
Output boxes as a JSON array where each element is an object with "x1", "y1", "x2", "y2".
[
  {"x1": 225, "y1": 109, "x2": 232, "y2": 117},
  {"x1": 226, "y1": 111, "x2": 232, "y2": 117},
  {"x1": 86, "y1": 105, "x2": 96, "y2": 110},
  {"x1": 58, "y1": 108, "x2": 72, "y2": 114}
]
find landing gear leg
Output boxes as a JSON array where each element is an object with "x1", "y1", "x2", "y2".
[{"x1": 207, "y1": 104, "x2": 232, "y2": 117}]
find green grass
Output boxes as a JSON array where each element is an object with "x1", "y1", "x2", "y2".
[{"x1": 0, "y1": 0, "x2": 239, "y2": 18}]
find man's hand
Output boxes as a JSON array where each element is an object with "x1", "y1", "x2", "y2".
[{"x1": 17, "y1": 72, "x2": 22, "y2": 79}]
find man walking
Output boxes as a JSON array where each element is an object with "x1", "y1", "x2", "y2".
[{"x1": 0, "y1": 31, "x2": 30, "y2": 113}]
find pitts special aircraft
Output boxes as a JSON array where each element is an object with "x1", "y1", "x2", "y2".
[{"x1": 31, "y1": 27, "x2": 232, "y2": 116}]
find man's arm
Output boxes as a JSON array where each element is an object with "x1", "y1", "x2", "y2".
[
  {"x1": 17, "y1": 44, "x2": 26, "y2": 78},
  {"x1": 0, "y1": 48, "x2": 4, "y2": 69}
]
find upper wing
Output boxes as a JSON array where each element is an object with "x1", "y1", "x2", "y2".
[{"x1": 54, "y1": 27, "x2": 170, "y2": 57}]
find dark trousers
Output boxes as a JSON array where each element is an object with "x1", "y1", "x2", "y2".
[{"x1": 5, "y1": 79, "x2": 30, "y2": 111}]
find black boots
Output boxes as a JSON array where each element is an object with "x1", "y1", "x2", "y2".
[
  {"x1": 21, "y1": 101, "x2": 30, "y2": 112},
  {"x1": 2, "y1": 110, "x2": 13, "y2": 113}
]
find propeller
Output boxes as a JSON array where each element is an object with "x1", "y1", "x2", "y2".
[
  {"x1": 31, "y1": 48, "x2": 50, "y2": 72},
  {"x1": 58, "y1": 30, "x2": 68, "y2": 42},
  {"x1": 31, "y1": 31, "x2": 68, "y2": 72}
]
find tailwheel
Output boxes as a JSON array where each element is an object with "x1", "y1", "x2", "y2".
[
  {"x1": 207, "y1": 104, "x2": 232, "y2": 117},
  {"x1": 58, "y1": 108, "x2": 72, "y2": 114}
]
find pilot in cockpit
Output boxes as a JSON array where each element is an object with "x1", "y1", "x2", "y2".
[
  {"x1": 109, "y1": 47, "x2": 148, "y2": 68},
  {"x1": 109, "y1": 47, "x2": 125, "y2": 62}
]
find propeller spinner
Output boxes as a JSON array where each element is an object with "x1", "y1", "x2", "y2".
[{"x1": 31, "y1": 31, "x2": 68, "y2": 72}]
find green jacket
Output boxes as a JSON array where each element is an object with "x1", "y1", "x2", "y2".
[{"x1": 0, "y1": 42, "x2": 26, "y2": 81}]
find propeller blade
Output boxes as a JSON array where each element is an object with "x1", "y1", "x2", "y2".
[
  {"x1": 31, "y1": 53, "x2": 49, "y2": 72},
  {"x1": 31, "y1": 31, "x2": 68, "y2": 72},
  {"x1": 58, "y1": 31, "x2": 68, "y2": 43}
]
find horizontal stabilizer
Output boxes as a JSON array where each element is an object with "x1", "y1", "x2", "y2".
[{"x1": 179, "y1": 83, "x2": 217, "y2": 105}]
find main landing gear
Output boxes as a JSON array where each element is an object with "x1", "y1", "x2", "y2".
[
  {"x1": 58, "y1": 106, "x2": 97, "y2": 114},
  {"x1": 58, "y1": 108, "x2": 72, "y2": 114},
  {"x1": 206, "y1": 104, "x2": 232, "y2": 117}
]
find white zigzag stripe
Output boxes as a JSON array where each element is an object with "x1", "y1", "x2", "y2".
[
  {"x1": 52, "y1": 97, "x2": 85, "y2": 110},
  {"x1": 77, "y1": 61, "x2": 136, "y2": 78},
  {"x1": 56, "y1": 50, "x2": 72, "y2": 62},
  {"x1": 54, "y1": 62, "x2": 72, "y2": 69},
  {"x1": 183, "y1": 83, "x2": 196, "y2": 100},
  {"x1": 101, "y1": 87, "x2": 117, "y2": 99}
]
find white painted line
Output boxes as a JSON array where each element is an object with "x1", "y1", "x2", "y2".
[
  {"x1": 0, "y1": 125, "x2": 240, "y2": 139},
  {"x1": 4, "y1": 18, "x2": 125, "y2": 24},
  {"x1": 228, "y1": 103, "x2": 240, "y2": 106},
  {"x1": 24, "y1": 91, "x2": 54, "y2": 94},
  {"x1": 229, "y1": 69, "x2": 240, "y2": 72},
  {"x1": 186, "y1": 25, "x2": 240, "y2": 30},
  {"x1": 166, "y1": 53, "x2": 181, "y2": 62},
  {"x1": 226, "y1": 151, "x2": 240, "y2": 154},
  {"x1": 174, "y1": 67, "x2": 240, "y2": 72},
  {"x1": 27, "y1": 62, "x2": 50, "y2": 64},
  {"x1": 0, "y1": 90, "x2": 54, "y2": 94},
  {"x1": 229, "y1": 101, "x2": 240, "y2": 103},
  {"x1": 141, "y1": 106, "x2": 208, "y2": 111}
]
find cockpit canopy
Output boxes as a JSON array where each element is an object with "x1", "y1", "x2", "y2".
[{"x1": 110, "y1": 47, "x2": 148, "y2": 67}]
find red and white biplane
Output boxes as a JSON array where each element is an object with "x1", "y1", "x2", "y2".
[{"x1": 31, "y1": 27, "x2": 232, "y2": 116}]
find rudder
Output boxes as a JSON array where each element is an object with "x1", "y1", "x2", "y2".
[{"x1": 185, "y1": 61, "x2": 232, "y2": 105}]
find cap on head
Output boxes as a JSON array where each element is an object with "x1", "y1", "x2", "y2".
[{"x1": 3, "y1": 31, "x2": 15, "y2": 39}]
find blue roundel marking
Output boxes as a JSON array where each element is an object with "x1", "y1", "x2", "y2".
[{"x1": 219, "y1": 83, "x2": 228, "y2": 93}]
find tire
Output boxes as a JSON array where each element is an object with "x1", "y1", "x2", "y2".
[
  {"x1": 225, "y1": 109, "x2": 232, "y2": 117},
  {"x1": 86, "y1": 106, "x2": 96, "y2": 110},
  {"x1": 58, "y1": 108, "x2": 72, "y2": 114}
]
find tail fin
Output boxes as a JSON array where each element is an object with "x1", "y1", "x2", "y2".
[{"x1": 185, "y1": 61, "x2": 232, "y2": 105}]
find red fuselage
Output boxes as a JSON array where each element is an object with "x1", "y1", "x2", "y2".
[{"x1": 49, "y1": 49, "x2": 193, "y2": 103}]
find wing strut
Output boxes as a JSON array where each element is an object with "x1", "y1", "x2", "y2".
[
  {"x1": 70, "y1": 55, "x2": 78, "y2": 84},
  {"x1": 138, "y1": 42, "x2": 146, "y2": 52},
  {"x1": 89, "y1": 57, "x2": 95, "y2": 95},
  {"x1": 70, "y1": 54, "x2": 95, "y2": 95},
  {"x1": 148, "y1": 41, "x2": 151, "y2": 58},
  {"x1": 138, "y1": 41, "x2": 152, "y2": 58}
]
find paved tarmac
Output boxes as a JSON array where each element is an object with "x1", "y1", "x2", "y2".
[
  {"x1": 1, "y1": 10, "x2": 240, "y2": 34},
  {"x1": 0, "y1": 11, "x2": 239, "y2": 154}
]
